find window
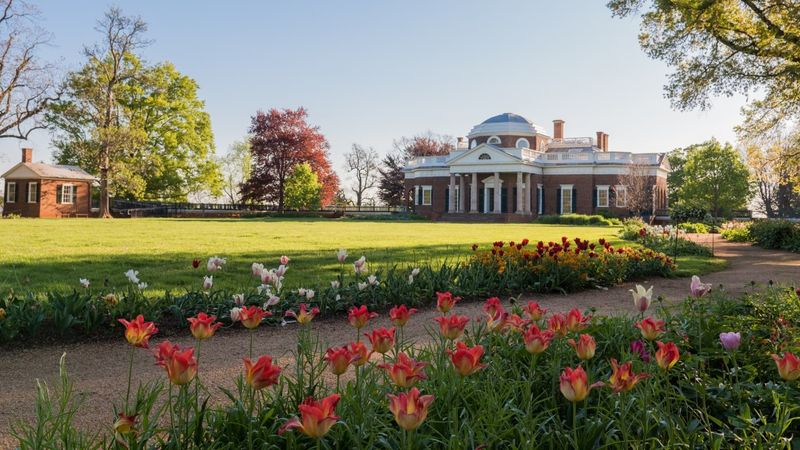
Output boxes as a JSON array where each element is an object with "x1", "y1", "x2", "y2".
[
  {"x1": 6, "y1": 182, "x2": 15, "y2": 203},
  {"x1": 515, "y1": 138, "x2": 530, "y2": 149},
  {"x1": 615, "y1": 185, "x2": 627, "y2": 207},
  {"x1": 421, "y1": 186, "x2": 432, "y2": 206},
  {"x1": 454, "y1": 185, "x2": 460, "y2": 210},
  {"x1": 62, "y1": 184, "x2": 75, "y2": 204},
  {"x1": 470, "y1": 139, "x2": 477, "y2": 149},
  {"x1": 487, "y1": 136, "x2": 501, "y2": 145},
  {"x1": 537, "y1": 184, "x2": 543, "y2": 215},
  {"x1": 596, "y1": 185, "x2": 609, "y2": 208},
  {"x1": 560, "y1": 185, "x2": 573, "y2": 214},
  {"x1": 27, "y1": 182, "x2": 38, "y2": 203},
  {"x1": 478, "y1": 153, "x2": 491, "y2": 160}
]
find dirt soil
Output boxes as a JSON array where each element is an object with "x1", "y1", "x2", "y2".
[{"x1": 1, "y1": 237, "x2": 799, "y2": 448}]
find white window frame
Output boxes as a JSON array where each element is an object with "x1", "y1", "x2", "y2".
[
  {"x1": 487, "y1": 135, "x2": 501, "y2": 145},
  {"x1": 421, "y1": 185, "x2": 432, "y2": 206},
  {"x1": 560, "y1": 184, "x2": 573, "y2": 215},
  {"x1": 6, "y1": 181, "x2": 15, "y2": 203},
  {"x1": 537, "y1": 184, "x2": 543, "y2": 215},
  {"x1": 27, "y1": 181, "x2": 37, "y2": 203},
  {"x1": 515, "y1": 138, "x2": 530, "y2": 149},
  {"x1": 615, "y1": 185, "x2": 627, "y2": 207},
  {"x1": 453, "y1": 185, "x2": 460, "y2": 211},
  {"x1": 62, "y1": 184, "x2": 75, "y2": 204},
  {"x1": 596, "y1": 185, "x2": 609, "y2": 208}
]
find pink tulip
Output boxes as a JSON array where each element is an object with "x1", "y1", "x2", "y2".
[{"x1": 719, "y1": 332, "x2": 741, "y2": 351}]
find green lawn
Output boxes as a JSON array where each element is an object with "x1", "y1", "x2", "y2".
[{"x1": 0, "y1": 218, "x2": 723, "y2": 293}]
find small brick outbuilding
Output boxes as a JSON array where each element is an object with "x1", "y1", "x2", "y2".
[{"x1": 2, "y1": 148, "x2": 97, "y2": 218}]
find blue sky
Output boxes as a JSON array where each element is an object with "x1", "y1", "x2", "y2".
[{"x1": 0, "y1": 0, "x2": 746, "y2": 180}]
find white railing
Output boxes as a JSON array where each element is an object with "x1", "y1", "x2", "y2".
[
  {"x1": 405, "y1": 156, "x2": 449, "y2": 168},
  {"x1": 547, "y1": 137, "x2": 595, "y2": 148},
  {"x1": 536, "y1": 151, "x2": 659, "y2": 164}
]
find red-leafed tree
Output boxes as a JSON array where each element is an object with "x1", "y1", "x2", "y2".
[
  {"x1": 240, "y1": 107, "x2": 339, "y2": 210},
  {"x1": 393, "y1": 131, "x2": 454, "y2": 159}
]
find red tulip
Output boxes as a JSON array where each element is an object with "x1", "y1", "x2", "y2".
[
  {"x1": 187, "y1": 312, "x2": 222, "y2": 340},
  {"x1": 772, "y1": 352, "x2": 800, "y2": 381},
  {"x1": 114, "y1": 412, "x2": 137, "y2": 435},
  {"x1": 153, "y1": 341, "x2": 197, "y2": 385},
  {"x1": 486, "y1": 311, "x2": 510, "y2": 334},
  {"x1": 279, "y1": 394, "x2": 341, "y2": 439},
  {"x1": 285, "y1": 303, "x2": 320, "y2": 326},
  {"x1": 436, "y1": 291, "x2": 461, "y2": 314},
  {"x1": 522, "y1": 301, "x2": 547, "y2": 321},
  {"x1": 635, "y1": 317, "x2": 665, "y2": 341},
  {"x1": 433, "y1": 315, "x2": 469, "y2": 340},
  {"x1": 566, "y1": 308, "x2": 591, "y2": 332},
  {"x1": 378, "y1": 352, "x2": 429, "y2": 388},
  {"x1": 482, "y1": 297, "x2": 505, "y2": 320},
  {"x1": 389, "y1": 305, "x2": 418, "y2": 327},
  {"x1": 240, "y1": 306, "x2": 271, "y2": 329},
  {"x1": 567, "y1": 334, "x2": 597, "y2": 360},
  {"x1": 347, "y1": 341, "x2": 371, "y2": 366},
  {"x1": 244, "y1": 355, "x2": 282, "y2": 390},
  {"x1": 118, "y1": 315, "x2": 158, "y2": 348},
  {"x1": 608, "y1": 359, "x2": 649, "y2": 393},
  {"x1": 523, "y1": 324, "x2": 554, "y2": 354},
  {"x1": 387, "y1": 388, "x2": 434, "y2": 431},
  {"x1": 348, "y1": 305, "x2": 378, "y2": 330},
  {"x1": 447, "y1": 341, "x2": 487, "y2": 376},
  {"x1": 365, "y1": 327, "x2": 396, "y2": 354},
  {"x1": 654, "y1": 341, "x2": 680, "y2": 370},
  {"x1": 506, "y1": 314, "x2": 530, "y2": 333},
  {"x1": 559, "y1": 366, "x2": 603, "y2": 402},
  {"x1": 548, "y1": 313, "x2": 568, "y2": 337},
  {"x1": 191, "y1": 258, "x2": 201, "y2": 269},
  {"x1": 324, "y1": 346, "x2": 358, "y2": 375}
]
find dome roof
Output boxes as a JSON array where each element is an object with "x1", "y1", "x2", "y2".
[{"x1": 468, "y1": 112, "x2": 544, "y2": 139}]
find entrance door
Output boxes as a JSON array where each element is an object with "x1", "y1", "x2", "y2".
[
  {"x1": 485, "y1": 188, "x2": 494, "y2": 213},
  {"x1": 501, "y1": 188, "x2": 508, "y2": 213}
]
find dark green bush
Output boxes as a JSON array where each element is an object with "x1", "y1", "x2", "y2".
[
  {"x1": 537, "y1": 214, "x2": 621, "y2": 226},
  {"x1": 748, "y1": 220, "x2": 800, "y2": 250}
]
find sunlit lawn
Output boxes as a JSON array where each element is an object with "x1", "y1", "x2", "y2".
[{"x1": 0, "y1": 217, "x2": 723, "y2": 294}]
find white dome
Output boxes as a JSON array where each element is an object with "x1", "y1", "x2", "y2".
[{"x1": 467, "y1": 112, "x2": 543, "y2": 138}]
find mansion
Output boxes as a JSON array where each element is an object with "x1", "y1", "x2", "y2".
[{"x1": 402, "y1": 113, "x2": 669, "y2": 221}]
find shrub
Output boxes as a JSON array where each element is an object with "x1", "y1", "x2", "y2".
[
  {"x1": 537, "y1": 214, "x2": 621, "y2": 226},
  {"x1": 678, "y1": 222, "x2": 709, "y2": 234},
  {"x1": 620, "y1": 219, "x2": 713, "y2": 257},
  {"x1": 720, "y1": 222, "x2": 752, "y2": 242},
  {"x1": 748, "y1": 220, "x2": 800, "y2": 251}
]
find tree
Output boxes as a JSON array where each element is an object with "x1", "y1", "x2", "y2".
[
  {"x1": 240, "y1": 107, "x2": 338, "y2": 210},
  {"x1": 666, "y1": 148, "x2": 686, "y2": 205},
  {"x1": 219, "y1": 139, "x2": 251, "y2": 204},
  {"x1": 672, "y1": 140, "x2": 751, "y2": 218},
  {"x1": 617, "y1": 160, "x2": 652, "y2": 216},
  {"x1": 284, "y1": 162, "x2": 320, "y2": 210},
  {"x1": 377, "y1": 151, "x2": 405, "y2": 207},
  {"x1": 607, "y1": 1, "x2": 800, "y2": 135},
  {"x1": 393, "y1": 131, "x2": 453, "y2": 159},
  {"x1": 744, "y1": 132, "x2": 800, "y2": 217},
  {"x1": 0, "y1": 0, "x2": 58, "y2": 140},
  {"x1": 344, "y1": 143, "x2": 379, "y2": 208}
]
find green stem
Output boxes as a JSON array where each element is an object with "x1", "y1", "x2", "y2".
[
  {"x1": 195, "y1": 339, "x2": 201, "y2": 412},
  {"x1": 168, "y1": 383, "x2": 175, "y2": 442},
  {"x1": 125, "y1": 346, "x2": 135, "y2": 410},
  {"x1": 572, "y1": 401, "x2": 578, "y2": 450},
  {"x1": 249, "y1": 329, "x2": 254, "y2": 360}
]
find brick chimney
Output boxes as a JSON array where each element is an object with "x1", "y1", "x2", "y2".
[
  {"x1": 596, "y1": 132, "x2": 604, "y2": 150},
  {"x1": 21, "y1": 147, "x2": 32, "y2": 163},
  {"x1": 603, "y1": 133, "x2": 609, "y2": 152},
  {"x1": 553, "y1": 119, "x2": 564, "y2": 141}
]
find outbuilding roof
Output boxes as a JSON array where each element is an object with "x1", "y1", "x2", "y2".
[{"x1": 1, "y1": 162, "x2": 97, "y2": 181}]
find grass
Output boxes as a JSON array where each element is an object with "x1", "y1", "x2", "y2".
[{"x1": 0, "y1": 217, "x2": 723, "y2": 294}]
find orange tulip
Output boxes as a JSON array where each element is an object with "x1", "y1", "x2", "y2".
[
  {"x1": 507, "y1": 314, "x2": 530, "y2": 333},
  {"x1": 635, "y1": 317, "x2": 666, "y2": 341},
  {"x1": 433, "y1": 315, "x2": 469, "y2": 340},
  {"x1": 567, "y1": 334, "x2": 597, "y2": 360},
  {"x1": 153, "y1": 341, "x2": 197, "y2": 385},
  {"x1": 436, "y1": 291, "x2": 461, "y2": 314},
  {"x1": 348, "y1": 305, "x2": 378, "y2": 330},
  {"x1": 389, "y1": 305, "x2": 418, "y2": 327},
  {"x1": 523, "y1": 301, "x2": 547, "y2": 321},
  {"x1": 284, "y1": 303, "x2": 320, "y2": 326},
  {"x1": 118, "y1": 315, "x2": 158, "y2": 348},
  {"x1": 244, "y1": 355, "x2": 282, "y2": 390},
  {"x1": 387, "y1": 388, "x2": 434, "y2": 431},
  {"x1": 365, "y1": 327, "x2": 396, "y2": 354},
  {"x1": 347, "y1": 341, "x2": 371, "y2": 366},
  {"x1": 187, "y1": 312, "x2": 222, "y2": 340},
  {"x1": 447, "y1": 341, "x2": 487, "y2": 376},
  {"x1": 113, "y1": 412, "x2": 137, "y2": 434},
  {"x1": 486, "y1": 311, "x2": 510, "y2": 334},
  {"x1": 559, "y1": 366, "x2": 603, "y2": 402},
  {"x1": 523, "y1": 324, "x2": 554, "y2": 354},
  {"x1": 566, "y1": 308, "x2": 591, "y2": 332},
  {"x1": 240, "y1": 306, "x2": 271, "y2": 329},
  {"x1": 608, "y1": 359, "x2": 649, "y2": 393},
  {"x1": 378, "y1": 352, "x2": 429, "y2": 388},
  {"x1": 654, "y1": 341, "x2": 680, "y2": 370},
  {"x1": 279, "y1": 394, "x2": 341, "y2": 439},
  {"x1": 324, "y1": 346, "x2": 358, "y2": 375},
  {"x1": 548, "y1": 313, "x2": 568, "y2": 338},
  {"x1": 772, "y1": 352, "x2": 800, "y2": 381}
]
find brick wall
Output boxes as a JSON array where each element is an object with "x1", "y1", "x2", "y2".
[
  {"x1": 40, "y1": 180, "x2": 92, "y2": 218},
  {"x1": 3, "y1": 179, "x2": 40, "y2": 217}
]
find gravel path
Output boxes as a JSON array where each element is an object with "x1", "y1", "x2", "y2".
[{"x1": 1, "y1": 237, "x2": 798, "y2": 448}]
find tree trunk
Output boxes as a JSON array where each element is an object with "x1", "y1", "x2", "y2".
[{"x1": 99, "y1": 150, "x2": 112, "y2": 218}]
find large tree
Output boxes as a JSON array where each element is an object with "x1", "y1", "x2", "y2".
[
  {"x1": 284, "y1": 162, "x2": 321, "y2": 210},
  {"x1": 617, "y1": 160, "x2": 653, "y2": 215},
  {"x1": 219, "y1": 139, "x2": 251, "y2": 204},
  {"x1": 0, "y1": 0, "x2": 58, "y2": 140},
  {"x1": 377, "y1": 151, "x2": 405, "y2": 207},
  {"x1": 393, "y1": 131, "x2": 453, "y2": 159},
  {"x1": 240, "y1": 107, "x2": 338, "y2": 210},
  {"x1": 671, "y1": 140, "x2": 751, "y2": 218},
  {"x1": 744, "y1": 131, "x2": 800, "y2": 217},
  {"x1": 344, "y1": 143, "x2": 379, "y2": 208}
]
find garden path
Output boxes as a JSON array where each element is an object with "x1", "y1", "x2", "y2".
[{"x1": 1, "y1": 237, "x2": 798, "y2": 448}]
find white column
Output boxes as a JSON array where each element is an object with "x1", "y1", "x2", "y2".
[
  {"x1": 516, "y1": 172, "x2": 524, "y2": 214},
  {"x1": 525, "y1": 173, "x2": 532, "y2": 214},
  {"x1": 448, "y1": 174, "x2": 456, "y2": 213},
  {"x1": 458, "y1": 174, "x2": 466, "y2": 212},
  {"x1": 470, "y1": 173, "x2": 478, "y2": 213},
  {"x1": 493, "y1": 172, "x2": 502, "y2": 214}
]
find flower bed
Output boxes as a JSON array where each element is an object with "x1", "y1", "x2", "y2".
[
  {"x1": 621, "y1": 219, "x2": 713, "y2": 257},
  {"x1": 12, "y1": 279, "x2": 800, "y2": 448}
]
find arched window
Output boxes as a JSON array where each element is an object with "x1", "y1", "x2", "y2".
[
  {"x1": 487, "y1": 136, "x2": 501, "y2": 145},
  {"x1": 470, "y1": 139, "x2": 477, "y2": 149},
  {"x1": 515, "y1": 138, "x2": 530, "y2": 149},
  {"x1": 478, "y1": 153, "x2": 491, "y2": 160}
]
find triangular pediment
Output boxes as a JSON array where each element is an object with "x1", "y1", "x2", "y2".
[
  {"x1": 1, "y1": 163, "x2": 41, "y2": 180},
  {"x1": 447, "y1": 144, "x2": 522, "y2": 166}
]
